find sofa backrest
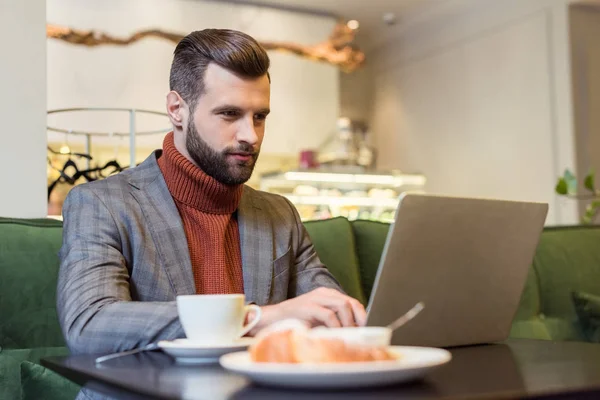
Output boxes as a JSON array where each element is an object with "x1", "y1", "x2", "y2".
[
  {"x1": 527, "y1": 226, "x2": 600, "y2": 341},
  {"x1": 0, "y1": 218, "x2": 66, "y2": 349},
  {"x1": 3, "y1": 215, "x2": 599, "y2": 348},
  {"x1": 349, "y1": 220, "x2": 391, "y2": 302},
  {"x1": 303, "y1": 217, "x2": 366, "y2": 305}
]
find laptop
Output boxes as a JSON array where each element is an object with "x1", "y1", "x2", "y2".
[{"x1": 365, "y1": 193, "x2": 548, "y2": 348}]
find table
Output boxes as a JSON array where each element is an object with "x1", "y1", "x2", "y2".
[{"x1": 42, "y1": 339, "x2": 600, "y2": 400}]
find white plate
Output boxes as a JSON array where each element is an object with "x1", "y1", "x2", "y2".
[
  {"x1": 219, "y1": 346, "x2": 451, "y2": 389},
  {"x1": 158, "y1": 338, "x2": 254, "y2": 364}
]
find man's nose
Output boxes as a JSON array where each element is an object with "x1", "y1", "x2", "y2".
[{"x1": 236, "y1": 116, "x2": 259, "y2": 146}]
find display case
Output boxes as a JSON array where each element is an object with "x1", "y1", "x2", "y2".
[{"x1": 259, "y1": 168, "x2": 426, "y2": 222}]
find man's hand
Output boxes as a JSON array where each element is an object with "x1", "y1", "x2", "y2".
[{"x1": 247, "y1": 288, "x2": 367, "y2": 336}]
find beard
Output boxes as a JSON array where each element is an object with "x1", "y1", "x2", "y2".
[{"x1": 185, "y1": 119, "x2": 259, "y2": 185}]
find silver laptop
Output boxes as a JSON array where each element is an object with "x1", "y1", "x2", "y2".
[{"x1": 365, "y1": 193, "x2": 548, "y2": 348}]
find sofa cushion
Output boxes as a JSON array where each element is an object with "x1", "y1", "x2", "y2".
[
  {"x1": 0, "y1": 218, "x2": 66, "y2": 349},
  {"x1": 512, "y1": 268, "x2": 542, "y2": 321},
  {"x1": 540, "y1": 316, "x2": 585, "y2": 341},
  {"x1": 21, "y1": 360, "x2": 79, "y2": 400},
  {"x1": 350, "y1": 220, "x2": 390, "y2": 302},
  {"x1": 304, "y1": 217, "x2": 366, "y2": 305},
  {"x1": 0, "y1": 346, "x2": 71, "y2": 400},
  {"x1": 509, "y1": 317, "x2": 552, "y2": 340},
  {"x1": 572, "y1": 291, "x2": 600, "y2": 342},
  {"x1": 531, "y1": 226, "x2": 600, "y2": 341}
]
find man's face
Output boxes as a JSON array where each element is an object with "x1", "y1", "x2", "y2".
[{"x1": 184, "y1": 63, "x2": 270, "y2": 185}]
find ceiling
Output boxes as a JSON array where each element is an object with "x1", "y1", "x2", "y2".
[
  {"x1": 208, "y1": 0, "x2": 473, "y2": 51},
  {"x1": 241, "y1": 0, "x2": 429, "y2": 24}
]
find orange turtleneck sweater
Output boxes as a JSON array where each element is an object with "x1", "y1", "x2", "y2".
[{"x1": 157, "y1": 132, "x2": 244, "y2": 294}]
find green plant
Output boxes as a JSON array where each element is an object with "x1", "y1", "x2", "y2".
[{"x1": 555, "y1": 169, "x2": 600, "y2": 224}]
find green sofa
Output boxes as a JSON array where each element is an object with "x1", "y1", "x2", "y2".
[{"x1": 1, "y1": 216, "x2": 600, "y2": 399}]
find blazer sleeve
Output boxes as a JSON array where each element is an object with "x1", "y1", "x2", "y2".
[
  {"x1": 282, "y1": 197, "x2": 345, "y2": 297},
  {"x1": 57, "y1": 185, "x2": 184, "y2": 355}
]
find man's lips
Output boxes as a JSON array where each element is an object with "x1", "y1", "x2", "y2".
[{"x1": 227, "y1": 152, "x2": 254, "y2": 162}]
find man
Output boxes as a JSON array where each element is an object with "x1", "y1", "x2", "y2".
[{"x1": 57, "y1": 29, "x2": 366, "y2": 357}]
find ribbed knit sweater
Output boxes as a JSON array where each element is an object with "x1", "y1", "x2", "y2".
[{"x1": 157, "y1": 132, "x2": 244, "y2": 294}]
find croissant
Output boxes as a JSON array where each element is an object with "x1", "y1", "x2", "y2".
[{"x1": 250, "y1": 320, "x2": 396, "y2": 363}]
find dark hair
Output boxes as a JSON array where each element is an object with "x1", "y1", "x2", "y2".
[{"x1": 169, "y1": 29, "x2": 270, "y2": 111}]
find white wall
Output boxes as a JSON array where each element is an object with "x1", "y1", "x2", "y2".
[
  {"x1": 0, "y1": 0, "x2": 47, "y2": 218},
  {"x1": 339, "y1": 64, "x2": 373, "y2": 123},
  {"x1": 570, "y1": 3, "x2": 600, "y2": 213},
  {"x1": 369, "y1": 0, "x2": 579, "y2": 226},
  {"x1": 46, "y1": 0, "x2": 339, "y2": 162}
]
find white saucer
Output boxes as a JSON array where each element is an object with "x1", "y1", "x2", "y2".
[
  {"x1": 219, "y1": 346, "x2": 452, "y2": 389},
  {"x1": 158, "y1": 338, "x2": 254, "y2": 364}
]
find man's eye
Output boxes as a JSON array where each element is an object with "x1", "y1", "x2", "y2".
[
  {"x1": 254, "y1": 114, "x2": 267, "y2": 121},
  {"x1": 221, "y1": 111, "x2": 238, "y2": 117}
]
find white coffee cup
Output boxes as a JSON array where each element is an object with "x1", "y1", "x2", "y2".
[{"x1": 176, "y1": 294, "x2": 261, "y2": 344}]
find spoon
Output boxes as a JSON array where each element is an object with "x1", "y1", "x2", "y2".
[
  {"x1": 386, "y1": 302, "x2": 425, "y2": 331},
  {"x1": 95, "y1": 342, "x2": 159, "y2": 364}
]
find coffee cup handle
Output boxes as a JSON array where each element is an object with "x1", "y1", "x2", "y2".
[{"x1": 240, "y1": 304, "x2": 262, "y2": 337}]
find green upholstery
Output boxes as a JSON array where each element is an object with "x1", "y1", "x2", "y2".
[
  {"x1": 0, "y1": 218, "x2": 66, "y2": 349},
  {"x1": 2, "y1": 216, "x2": 600, "y2": 399},
  {"x1": 539, "y1": 317, "x2": 585, "y2": 342},
  {"x1": 572, "y1": 291, "x2": 600, "y2": 342},
  {"x1": 508, "y1": 268, "x2": 545, "y2": 340},
  {"x1": 350, "y1": 220, "x2": 390, "y2": 302},
  {"x1": 509, "y1": 318, "x2": 552, "y2": 340},
  {"x1": 0, "y1": 347, "x2": 71, "y2": 400},
  {"x1": 20, "y1": 361, "x2": 79, "y2": 400},
  {"x1": 304, "y1": 217, "x2": 366, "y2": 305},
  {"x1": 529, "y1": 226, "x2": 600, "y2": 341}
]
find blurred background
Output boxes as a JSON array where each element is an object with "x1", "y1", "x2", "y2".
[{"x1": 2, "y1": 0, "x2": 599, "y2": 225}]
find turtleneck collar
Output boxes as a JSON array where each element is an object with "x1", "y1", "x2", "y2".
[{"x1": 157, "y1": 132, "x2": 243, "y2": 214}]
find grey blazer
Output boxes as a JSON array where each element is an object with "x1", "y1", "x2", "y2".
[{"x1": 57, "y1": 151, "x2": 342, "y2": 355}]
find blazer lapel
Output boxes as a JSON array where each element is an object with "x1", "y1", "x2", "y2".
[
  {"x1": 128, "y1": 153, "x2": 195, "y2": 296},
  {"x1": 238, "y1": 187, "x2": 273, "y2": 305}
]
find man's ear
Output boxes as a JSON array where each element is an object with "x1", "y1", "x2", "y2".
[{"x1": 166, "y1": 91, "x2": 186, "y2": 129}]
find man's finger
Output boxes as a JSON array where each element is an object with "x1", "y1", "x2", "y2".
[
  {"x1": 330, "y1": 298, "x2": 356, "y2": 327},
  {"x1": 348, "y1": 298, "x2": 367, "y2": 326},
  {"x1": 308, "y1": 294, "x2": 356, "y2": 327},
  {"x1": 311, "y1": 289, "x2": 365, "y2": 327},
  {"x1": 309, "y1": 305, "x2": 342, "y2": 328}
]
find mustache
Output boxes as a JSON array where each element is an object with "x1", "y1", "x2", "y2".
[{"x1": 223, "y1": 144, "x2": 258, "y2": 156}]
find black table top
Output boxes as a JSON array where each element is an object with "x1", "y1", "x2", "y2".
[{"x1": 42, "y1": 339, "x2": 600, "y2": 400}]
